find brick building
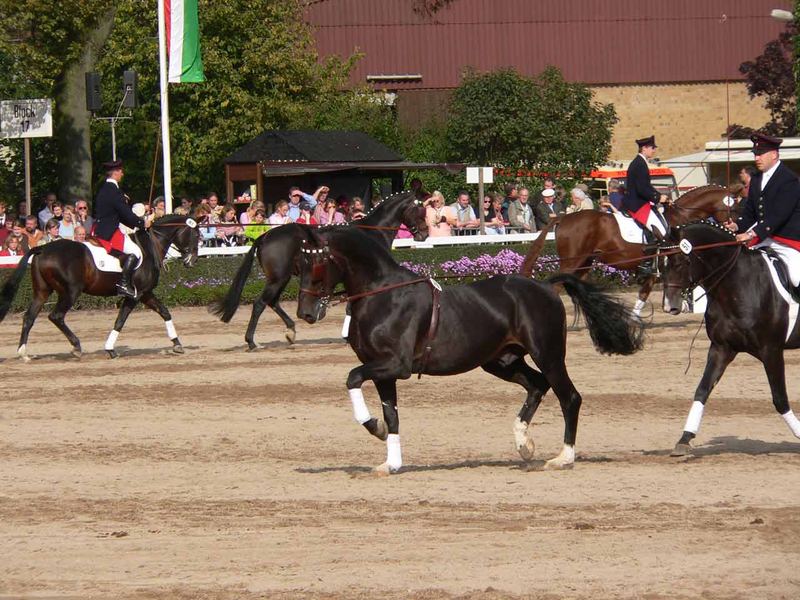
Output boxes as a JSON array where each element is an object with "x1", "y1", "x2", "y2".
[{"x1": 305, "y1": 0, "x2": 790, "y2": 160}]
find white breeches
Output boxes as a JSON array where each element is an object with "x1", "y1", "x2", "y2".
[
  {"x1": 754, "y1": 238, "x2": 800, "y2": 287},
  {"x1": 646, "y1": 208, "x2": 667, "y2": 236},
  {"x1": 122, "y1": 234, "x2": 143, "y2": 262}
]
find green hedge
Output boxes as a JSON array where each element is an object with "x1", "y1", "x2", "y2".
[{"x1": 0, "y1": 242, "x2": 561, "y2": 313}]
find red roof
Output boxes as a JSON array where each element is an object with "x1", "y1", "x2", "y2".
[{"x1": 306, "y1": 0, "x2": 791, "y2": 88}]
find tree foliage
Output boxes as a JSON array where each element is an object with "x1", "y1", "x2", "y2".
[
  {"x1": 739, "y1": 23, "x2": 797, "y2": 136},
  {"x1": 445, "y1": 67, "x2": 617, "y2": 175}
]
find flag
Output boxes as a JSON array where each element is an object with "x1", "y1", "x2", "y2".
[{"x1": 166, "y1": 0, "x2": 205, "y2": 83}]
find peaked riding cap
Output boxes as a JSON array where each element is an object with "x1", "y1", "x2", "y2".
[
  {"x1": 636, "y1": 135, "x2": 657, "y2": 149},
  {"x1": 101, "y1": 159, "x2": 124, "y2": 171},
  {"x1": 751, "y1": 132, "x2": 782, "y2": 155}
]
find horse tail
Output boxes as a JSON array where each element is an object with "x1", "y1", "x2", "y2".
[
  {"x1": 209, "y1": 242, "x2": 258, "y2": 322},
  {"x1": 0, "y1": 247, "x2": 42, "y2": 322},
  {"x1": 547, "y1": 273, "x2": 644, "y2": 355},
  {"x1": 521, "y1": 217, "x2": 559, "y2": 277}
]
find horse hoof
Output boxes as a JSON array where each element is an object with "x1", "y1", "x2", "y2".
[
  {"x1": 543, "y1": 458, "x2": 574, "y2": 471},
  {"x1": 20, "y1": 354, "x2": 31, "y2": 363},
  {"x1": 670, "y1": 443, "x2": 693, "y2": 457},
  {"x1": 172, "y1": 344, "x2": 185, "y2": 355},
  {"x1": 106, "y1": 350, "x2": 118, "y2": 359},
  {"x1": 517, "y1": 438, "x2": 536, "y2": 462},
  {"x1": 285, "y1": 328, "x2": 296, "y2": 344},
  {"x1": 373, "y1": 462, "x2": 399, "y2": 475},
  {"x1": 71, "y1": 347, "x2": 82, "y2": 359},
  {"x1": 246, "y1": 342, "x2": 258, "y2": 352}
]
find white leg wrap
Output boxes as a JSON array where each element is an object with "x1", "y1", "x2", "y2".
[
  {"x1": 341, "y1": 314, "x2": 351, "y2": 339},
  {"x1": 781, "y1": 410, "x2": 800, "y2": 438},
  {"x1": 165, "y1": 319, "x2": 178, "y2": 340},
  {"x1": 17, "y1": 344, "x2": 26, "y2": 357},
  {"x1": 559, "y1": 444, "x2": 575, "y2": 464},
  {"x1": 513, "y1": 417, "x2": 528, "y2": 448},
  {"x1": 684, "y1": 400, "x2": 705, "y2": 434},
  {"x1": 105, "y1": 330, "x2": 120, "y2": 351},
  {"x1": 634, "y1": 298, "x2": 646, "y2": 312},
  {"x1": 348, "y1": 388, "x2": 371, "y2": 424},
  {"x1": 386, "y1": 434, "x2": 402, "y2": 471}
]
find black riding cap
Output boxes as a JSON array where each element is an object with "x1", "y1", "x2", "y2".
[
  {"x1": 751, "y1": 132, "x2": 782, "y2": 156},
  {"x1": 102, "y1": 159, "x2": 124, "y2": 171},
  {"x1": 636, "y1": 135, "x2": 657, "y2": 149}
]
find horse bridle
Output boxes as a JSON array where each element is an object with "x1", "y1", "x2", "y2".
[{"x1": 661, "y1": 237, "x2": 743, "y2": 300}]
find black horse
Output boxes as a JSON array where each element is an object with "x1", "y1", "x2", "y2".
[
  {"x1": 296, "y1": 227, "x2": 644, "y2": 473},
  {"x1": 210, "y1": 191, "x2": 428, "y2": 349},
  {"x1": 0, "y1": 215, "x2": 200, "y2": 360},
  {"x1": 662, "y1": 221, "x2": 800, "y2": 455}
]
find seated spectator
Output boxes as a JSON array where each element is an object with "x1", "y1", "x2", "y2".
[
  {"x1": 608, "y1": 179, "x2": 624, "y2": 211},
  {"x1": 39, "y1": 218, "x2": 61, "y2": 245},
  {"x1": 312, "y1": 186, "x2": 333, "y2": 222},
  {"x1": 51, "y1": 201, "x2": 63, "y2": 222},
  {"x1": 215, "y1": 204, "x2": 245, "y2": 246},
  {"x1": 486, "y1": 194, "x2": 507, "y2": 235},
  {"x1": 426, "y1": 191, "x2": 453, "y2": 237},
  {"x1": 244, "y1": 209, "x2": 270, "y2": 244},
  {"x1": 268, "y1": 200, "x2": 292, "y2": 226},
  {"x1": 174, "y1": 197, "x2": 193, "y2": 216},
  {"x1": 23, "y1": 215, "x2": 43, "y2": 248},
  {"x1": 37, "y1": 193, "x2": 56, "y2": 229},
  {"x1": 151, "y1": 196, "x2": 167, "y2": 219},
  {"x1": 481, "y1": 194, "x2": 493, "y2": 223},
  {"x1": 0, "y1": 199, "x2": 8, "y2": 228},
  {"x1": 295, "y1": 202, "x2": 318, "y2": 225},
  {"x1": 0, "y1": 233, "x2": 24, "y2": 256},
  {"x1": 599, "y1": 194, "x2": 619, "y2": 214},
  {"x1": 58, "y1": 204, "x2": 77, "y2": 239},
  {"x1": 318, "y1": 197, "x2": 346, "y2": 225},
  {"x1": 193, "y1": 205, "x2": 218, "y2": 245},
  {"x1": 239, "y1": 199, "x2": 265, "y2": 225},
  {"x1": 508, "y1": 187, "x2": 536, "y2": 232},
  {"x1": 565, "y1": 188, "x2": 595, "y2": 214},
  {"x1": 74, "y1": 225, "x2": 87, "y2": 242},
  {"x1": 74, "y1": 198, "x2": 94, "y2": 232},
  {"x1": 534, "y1": 188, "x2": 564, "y2": 229},
  {"x1": 336, "y1": 195, "x2": 351, "y2": 220},
  {"x1": 350, "y1": 197, "x2": 367, "y2": 221},
  {"x1": 207, "y1": 192, "x2": 223, "y2": 222},
  {"x1": 449, "y1": 191, "x2": 479, "y2": 230},
  {"x1": 12, "y1": 218, "x2": 30, "y2": 252},
  {"x1": 0, "y1": 213, "x2": 15, "y2": 246}
]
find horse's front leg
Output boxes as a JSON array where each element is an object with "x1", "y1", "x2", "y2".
[
  {"x1": 671, "y1": 343, "x2": 736, "y2": 456},
  {"x1": 105, "y1": 297, "x2": 138, "y2": 359},
  {"x1": 140, "y1": 292, "x2": 184, "y2": 354},
  {"x1": 762, "y1": 348, "x2": 800, "y2": 440},
  {"x1": 374, "y1": 379, "x2": 402, "y2": 474},
  {"x1": 632, "y1": 274, "x2": 655, "y2": 317}
]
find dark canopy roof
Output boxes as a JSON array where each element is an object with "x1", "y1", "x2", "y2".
[{"x1": 224, "y1": 130, "x2": 402, "y2": 164}]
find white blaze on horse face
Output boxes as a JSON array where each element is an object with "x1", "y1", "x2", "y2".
[
  {"x1": 781, "y1": 410, "x2": 800, "y2": 438},
  {"x1": 684, "y1": 400, "x2": 705, "y2": 434},
  {"x1": 105, "y1": 329, "x2": 120, "y2": 351},
  {"x1": 165, "y1": 319, "x2": 178, "y2": 340},
  {"x1": 386, "y1": 433, "x2": 402, "y2": 471},
  {"x1": 348, "y1": 388, "x2": 371, "y2": 424}
]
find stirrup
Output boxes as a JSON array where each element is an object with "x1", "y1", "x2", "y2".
[{"x1": 116, "y1": 282, "x2": 137, "y2": 299}]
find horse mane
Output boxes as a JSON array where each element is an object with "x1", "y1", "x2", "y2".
[
  {"x1": 675, "y1": 184, "x2": 728, "y2": 205},
  {"x1": 674, "y1": 219, "x2": 736, "y2": 240}
]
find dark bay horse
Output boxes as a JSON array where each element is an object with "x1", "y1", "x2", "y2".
[
  {"x1": 0, "y1": 215, "x2": 200, "y2": 360},
  {"x1": 661, "y1": 221, "x2": 800, "y2": 455},
  {"x1": 521, "y1": 185, "x2": 735, "y2": 315},
  {"x1": 296, "y1": 227, "x2": 644, "y2": 473},
  {"x1": 210, "y1": 191, "x2": 428, "y2": 349}
]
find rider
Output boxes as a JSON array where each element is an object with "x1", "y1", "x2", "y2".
[
  {"x1": 622, "y1": 135, "x2": 669, "y2": 276},
  {"x1": 91, "y1": 160, "x2": 146, "y2": 298},
  {"x1": 725, "y1": 133, "x2": 800, "y2": 289}
]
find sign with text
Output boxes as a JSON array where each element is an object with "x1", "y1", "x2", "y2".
[
  {"x1": 1, "y1": 99, "x2": 53, "y2": 139},
  {"x1": 466, "y1": 166, "x2": 493, "y2": 184}
]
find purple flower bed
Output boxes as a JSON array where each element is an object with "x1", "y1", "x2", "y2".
[{"x1": 400, "y1": 249, "x2": 635, "y2": 287}]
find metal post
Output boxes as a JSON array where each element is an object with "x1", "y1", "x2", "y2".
[
  {"x1": 111, "y1": 118, "x2": 117, "y2": 160},
  {"x1": 478, "y1": 168, "x2": 485, "y2": 235},
  {"x1": 24, "y1": 138, "x2": 31, "y2": 216},
  {"x1": 157, "y1": 0, "x2": 173, "y2": 213}
]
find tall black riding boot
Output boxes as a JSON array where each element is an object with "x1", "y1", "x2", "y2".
[
  {"x1": 116, "y1": 254, "x2": 138, "y2": 299},
  {"x1": 636, "y1": 228, "x2": 657, "y2": 281}
]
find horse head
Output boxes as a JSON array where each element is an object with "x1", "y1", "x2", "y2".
[
  {"x1": 297, "y1": 229, "x2": 342, "y2": 324},
  {"x1": 401, "y1": 196, "x2": 430, "y2": 242},
  {"x1": 359, "y1": 191, "x2": 429, "y2": 242},
  {"x1": 661, "y1": 220, "x2": 739, "y2": 315},
  {"x1": 151, "y1": 215, "x2": 201, "y2": 268}
]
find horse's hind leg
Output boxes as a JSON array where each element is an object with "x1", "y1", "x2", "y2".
[
  {"x1": 104, "y1": 297, "x2": 138, "y2": 359},
  {"x1": 244, "y1": 277, "x2": 293, "y2": 350},
  {"x1": 48, "y1": 291, "x2": 82, "y2": 358},
  {"x1": 482, "y1": 357, "x2": 550, "y2": 462},
  {"x1": 537, "y1": 360, "x2": 582, "y2": 470},
  {"x1": 671, "y1": 343, "x2": 736, "y2": 456},
  {"x1": 140, "y1": 292, "x2": 184, "y2": 355},
  {"x1": 17, "y1": 284, "x2": 50, "y2": 362},
  {"x1": 762, "y1": 348, "x2": 800, "y2": 441}
]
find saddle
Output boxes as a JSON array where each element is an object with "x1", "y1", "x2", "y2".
[
  {"x1": 82, "y1": 237, "x2": 143, "y2": 273},
  {"x1": 760, "y1": 247, "x2": 800, "y2": 304}
]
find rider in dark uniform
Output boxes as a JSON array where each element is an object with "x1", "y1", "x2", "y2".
[
  {"x1": 726, "y1": 133, "x2": 800, "y2": 289},
  {"x1": 92, "y1": 160, "x2": 145, "y2": 298}
]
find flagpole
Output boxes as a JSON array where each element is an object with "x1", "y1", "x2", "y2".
[{"x1": 157, "y1": 0, "x2": 173, "y2": 213}]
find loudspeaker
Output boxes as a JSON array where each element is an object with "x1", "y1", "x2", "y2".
[
  {"x1": 122, "y1": 70, "x2": 138, "y2": 108},
  {"x1": 85, "y1": 72, "x2": 102, "y2": 112}
]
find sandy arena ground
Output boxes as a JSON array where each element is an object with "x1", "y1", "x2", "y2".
[{"x1": 1, "y1": 293, "x2": 799, "y2": 599}]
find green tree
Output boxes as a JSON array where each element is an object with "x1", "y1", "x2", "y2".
[{"x1": 445, "y1": 67, "x2": 617, "y2": 175}]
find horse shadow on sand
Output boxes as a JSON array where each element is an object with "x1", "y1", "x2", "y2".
[
  {"x1": 219, "y1": 337, "x2": 346, "y2": 352},
  {"x1": 643, "y1": 436, "x2": 800, "y2": 458},
  {"x1": 296, "y1": 458, "x2": 531, "y2": 475}
]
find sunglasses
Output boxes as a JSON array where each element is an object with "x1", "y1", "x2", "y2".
[{"x1": 77, "y1": 206, "x2": 87, "y2": 210}]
